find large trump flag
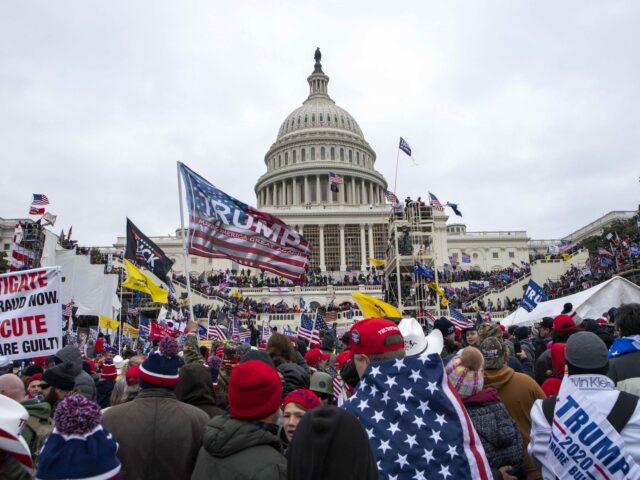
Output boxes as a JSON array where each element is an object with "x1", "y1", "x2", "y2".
[{"x1": 178, "y1": 162, "x2": 312, "y2": 282}]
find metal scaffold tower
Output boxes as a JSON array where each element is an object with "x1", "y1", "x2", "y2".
[{"x1": 384, "y1": 201, "x2": 440, "y2": 326}]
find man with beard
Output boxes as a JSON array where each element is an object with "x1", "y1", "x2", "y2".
[{"x1": 41, "y1": 362, "x2": 76, "y2": 415}]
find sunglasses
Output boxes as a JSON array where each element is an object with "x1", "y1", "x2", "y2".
[{"x1": 40, "y1": 383, "x2": 50, "y2": 389}]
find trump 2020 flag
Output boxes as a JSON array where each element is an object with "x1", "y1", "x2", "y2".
[
  {"x1": 399, "y1": 137, "x2": 412, "y2": 156},
  {"x1": 519, "y1": 279, "x2": 547, "y2": 312},
  {"x1": 179, "y1": 162, "x2": 312, "y2": 282},
  {"x1": 343, "y1": 354, "x2": 491, "y2": 479}
]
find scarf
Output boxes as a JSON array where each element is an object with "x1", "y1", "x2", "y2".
[{"x1": 609, "y1": 335, "x2": 640, "y2": 358}]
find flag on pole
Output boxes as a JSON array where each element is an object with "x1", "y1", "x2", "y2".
[
  {"x1": 121, "y1": 259, "x2": 169, "y2": 303},
  {"x1": 399, "y1": 137, "x2": 412, "y2": 156},
  {"x1": 384, "y1": 190, "x2": 400, "y2": 206},
  {"x1": 352, "y1": 292, "x2": 402, "y2": 320},
  {"x1": 42, "y1": 212, "x2": 57, "y2": 226},
  {"x1": 31, "y1": 194, "x2": 50, "y2": 205},
  {"x1": 449, "y1": 308, "x2": 474, "y2": 330},
  {"x1": 62, "y1": 298, "x2": 75, "y2": 318},
  {"x1": 178, "y1": 162, "x2": 312, "y2": 282},
  {"x1": 298, "y1": 313, "x2": 319, "y2": 343},
  {"x1": 519, "y1": 280, "x2": 547, "y2": 312},
  {"x1": 328, "y1": 172, "x2": 344, "y2": 184},
  {"x1": 369, "y1": 257, "x2": 385, "y2": 268},
  {"x1": 428, "y1": 192, "x2": 444, "y2": 211},
  {"x1": 445, "y1": 202, "x2": 463, "y2": 217},
  {"x1": 28, "y1": 206, "x2": 44, "y2": 215},
  {"x1": 461, "y1": 252, "x2": 471, "y2": 263},
  {"x1": 125, "y1": 218, "x2": 174, "y2": 282},
  {"x1": 208, "y1": 324, "x2": 227, "y2": 341}
]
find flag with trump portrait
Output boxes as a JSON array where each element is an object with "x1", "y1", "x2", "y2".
[
  {"x1": 178, "y1": 162, "x2": 312, "y2": 282},
  {"x1": 343, "y1": 354, "x2": 491, "y2": 479}
]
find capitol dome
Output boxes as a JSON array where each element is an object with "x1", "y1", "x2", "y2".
[{"x1": 255, "y1": 48, "x2": 387, "y2": 210}]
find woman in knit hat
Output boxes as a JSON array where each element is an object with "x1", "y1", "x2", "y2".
[
  {"x1": 280, "y1": 389, "x2": 321, "y2": 451},
  {"x1": 37, "y1": 394, "x2": 121, "y2": 480},
  {"x1": 96, "y1": 358, "x2": 117, "y2": 409},
  {"x1": 446, "y1": 348, "x2": 525, "y2": 480}
]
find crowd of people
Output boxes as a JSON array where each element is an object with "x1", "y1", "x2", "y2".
[{"x1": 3, "y1": 301, "x2": 640, "y2": 479}]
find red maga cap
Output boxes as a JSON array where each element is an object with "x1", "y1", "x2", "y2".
[{"x1": 349, "y1": 318, "x2": 403, "y2": 355}]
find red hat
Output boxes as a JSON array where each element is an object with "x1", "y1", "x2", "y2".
[
  {"x1": 28, "y1": 373, "x2": 42, "y2": 383},
  {"x1": 125, "y1": 365, "x2": 141, "y2": 386},
  {"x1": 228, "y1": 360, "x2": 282, "y2": 421},
  {"x1": 282, "y1": 389, "x2": 321, "y2": 411},
  {"x1": 553, "y1": 314, "x2": 576, "y2": 332},
  {"x1": 304, "y1": 348, "x2": 330, "y2": 367},
  {"x1": 85, "y1": 359, "x2": 96, "y2": 373},
  {"x1": 100, "y1": 363, "x2": 117, "y2": 380},
  {"x1": 349, "y1": 318, "x2": 404, "y2": 355},
  {"x1": 335, "y1": 350, "x2": 353, "y2": 370},
  {"x1": 541, "y1": 377, "x2": 562, "y2": 397}
]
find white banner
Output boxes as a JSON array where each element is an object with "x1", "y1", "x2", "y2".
[
  {"x1": 0, "y1": 267, "x2": 62, "y2": 360},
  {"x1": 546, "y1": 377, "x2": 640, "y2": 479}
]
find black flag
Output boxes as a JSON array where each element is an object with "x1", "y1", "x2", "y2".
[{"x1": 125, "y1": 218, "x2": 174, "y2": 282}]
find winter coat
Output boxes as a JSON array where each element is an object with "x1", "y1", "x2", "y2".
[
  {"x1": 534, "y1": 348, "x2": 552, "y2": 385},
  {"x1": 102, "y1": 388, "x2": 209, "y2": 479},
  {"x1": 277, "y1": 363, "x2": 310, "y2": 400},
  {"x1": 191, "y1": 415, "x2": 287, "y2": 480},
  {"x1": 483, "y1": 365, "x2": 545, "y2": 480},
  {"x1": 54, "y1": 345, "x2": 97, "y2": 401},
  {"x1": 20, "y1": 399, "x2": 52, "y2": 466},
  {"x1": 175, "y1": 363, "x2": 226, "y2": 418},
  {"x1": 608, "y1": 349, "x2": 640, "y2": 396},
  {"x1": 463, "y1": 387, "x2": 525, "y2": 479},
  {"x1": 96, "y1": 379, "x2": 116, "y2": 409}
]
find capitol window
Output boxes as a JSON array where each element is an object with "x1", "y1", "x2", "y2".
[
  {"x1": 508, "y1": 251, "x2": 515, "y2": 258},
  {"x1": 492, "y1": 252, "x2": 499, "y2": 259},
  {"x1": 285, "y1": 152, "x2": 289, "y2": 165},
  {"x1": 301, "y1": 149, "x2": 306, "y2": 161},
  {"x1": 297, "y1": 116, "x2": 301, "y2": 126},
  {"x1": 312, "y1": 114, "x2": 315, "y2": 122},
  {"x1": 334, "y1": 115, "x2": 338, "y2": 123},
  {"x1": 473, "y1": 253, "x2": 479, "y2": 259},
  {"x1": 356, "y1": 152, "x2": 360, "y2": 164},
  {"x1": 341, "y1": 116, "x2": 345, "y2": 126},
  {"x1": 278, "y1": 155, "x2": 281, "y2": 167},
  {"x1": 331, "y1": 147, "x2": 335, "y2": 160},
  {"x1": 292, "y1": 150, "x2": 297, "y2": 163},
  {"x1": 349, "y1": 150, "x2": 353, "y2": 162},
  {"x1": 304, "y1": 115, "x2": 308, "y2": 124},
  {"x1": 319, "y1": 113, "x2": 323, "y2": 122},
  {"x1": 340, "y1": 148, "x2": 344, "y2": 161},
  {"x1": 321, "y1": 147, "x2": 325, "y2": 160},
  {"x1": 311, "y1": 147, "x2": 315, "y2": 160}
]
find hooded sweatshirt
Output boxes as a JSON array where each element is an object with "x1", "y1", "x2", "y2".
[
  {"x1": 191, "y1": 415, "x2": 287, "y2": 480},
  {"x1": 483, "y1": 366, "x2": 545, "y2": 480},
  {"x1": 175, "y1": 363, "x2": 225, "y2": 418},
  {"x1": 54, "y1": 345, "x2": 96, "y2": 401},
  {"x1": 287, "y1": 406, "x2": 378, "y2": 480},
  {"x1": 277, "y1": 363, "x2": 310, "y2": 400}
]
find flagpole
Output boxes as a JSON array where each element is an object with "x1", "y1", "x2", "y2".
[
  {"x1": 393, "y1": 148, "x2": 400, "y2": 196},
  {"x1": 176, "y1": 162, "x2": 196, "y2": 329},
  {"x1": 118, "y1": 236, "x2": 126, "y2": 355}
]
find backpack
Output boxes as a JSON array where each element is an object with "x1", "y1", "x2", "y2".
[
  {"x1": 542, "y1": 390, "x2": 638, "y2": 433},
  {"x1": 24, "y1": 415, "x2": 53, "y2": 463}
]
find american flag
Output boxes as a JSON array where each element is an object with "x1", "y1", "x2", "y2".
[
  {"x1": 328, "y1": 172, "x2": 344, "y2": 184},
  {"x1": 316, "y1": 314, "x2": 331, "y2": 332},
  {"x1": 198, "y1": 324, "x2": 208, "y2": 340},
  {"x1": 208, "y1": 324, "x2": 227, "y2": 341},
  {"x1": 484, "y1": 306, "x2": 492, "y2": 322},
  {"x1": 179, "y1": 163, "x2": 312, "y2": 282},
  {"x1": 127, "y1": 305, "x2": 139, "y2": 316},
  {"x1": 449, "y1": 308, "x2": 474, "y2": 330},
  {"x1": 9, "y1": 240, "x2": 36, "y2": 272},
  {"x1": 343, "y1": 354, "x2": 491, "y2": 479},
  {"x1": 428, "y1": 192, "x2": 444, "y2": 211},
  {"x1": 598, "y1": 248, "x2": 612, "y2": 256},
  {"x1": 31, "y1": 193, "x2": 50, "y2": 205},
  {"x1": 261, "y1": 321, "x2": 272, "y2": 342},
  {"x1": 385, "y1": 190, "x2": 400, "y2": 206},
  {"x1": 62, "y1": 299, "x2": 75, "y2": 318},
  {"x1": 298, "y1": 313, "x2": 320, "y2": 343}
]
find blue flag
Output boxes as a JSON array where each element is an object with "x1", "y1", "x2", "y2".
[
  {"x1": 343, "y1": 355, "x2": 491, "y2": 479},
  {"x1": 519, "y1": 280, "x2": 547, "y2": 312},
  {"x1": 499, "y1": 273, "x2": 510, "y2": 281},
  {"x1": 446, "y1": 202, "x2": 463, "y2": 217},
  {"x1": 414, "y1": 262, "x2": 433, "y2": 280},
  {"x1": 399, "y1": 137, "x2": 412, "y2": 156}
]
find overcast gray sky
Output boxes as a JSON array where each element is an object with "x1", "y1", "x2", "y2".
[{"x1": 1, "y1": 1, "x2": 638, "y2": 246}]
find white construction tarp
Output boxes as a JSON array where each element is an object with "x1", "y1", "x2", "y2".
[{"x1": 501, "y1": 276, "x2": 640, "y2": 327}]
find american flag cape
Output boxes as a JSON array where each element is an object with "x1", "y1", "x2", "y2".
[
  {"x1": 343, "y1": 354, "x2": 491, "y2": 479},
  {"x1": 179, "y1": 162, "x2": 312, "y2": 282}
]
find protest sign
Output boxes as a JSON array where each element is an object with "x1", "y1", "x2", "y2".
[
  {"x1": 0, "y1": 267, "x2": 62, "y2": 360},
  {"x1": 546, "y1": 377, "x2": 640, "y2": 479}
]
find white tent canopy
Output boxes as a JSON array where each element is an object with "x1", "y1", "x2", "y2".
[{"x1": 501, "y1": 276, "x2": 640, "y2": 327}]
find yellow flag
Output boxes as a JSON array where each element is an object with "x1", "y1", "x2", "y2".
[
  {"x1": 99, "y1": 316, "x2": 120, "y2": 331},
  {"x1": 440, "y1": 297, "x2": 450, "y2": 307},
  {"x1": 561, "y1": 253, "x2": 572, "y2": 261},
  {"x1": 369, "y1": 257, "x2": 385, "y2": 267},
  {"x1": 232, "y1": 288, "x2": 242, "y2": 300},
  {"x1": 352, "y1": 292, "x2": 402, "y2": 320},
  {"x1": 123, "y1": 324, "x2": 139, "y2": 339},
  {"x1": 121, "y1": 259, "x2": 168, "y2": 303},
  {"x1": 428, "y1": 282, "x2": 445, "y2": 298}
]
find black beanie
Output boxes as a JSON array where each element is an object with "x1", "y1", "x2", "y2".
[
  {"x1": 42, "y1": 363, "x2": 76, "y2": 391},
  {"x1": 287, "y1": 406, "x2": 378, "y2": 480},
  {"x1": 23, "y1": 364, "x2": 44, "y2": 377}
]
